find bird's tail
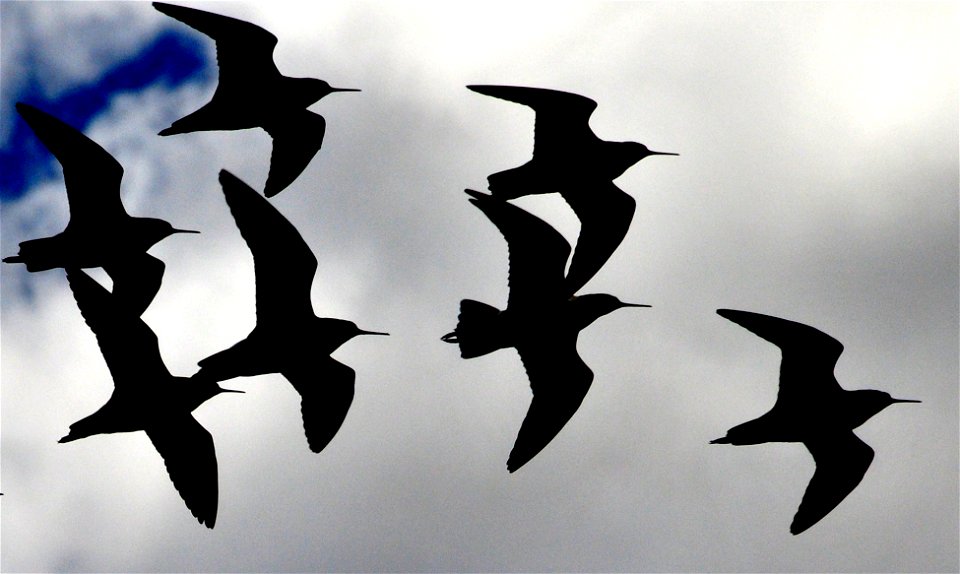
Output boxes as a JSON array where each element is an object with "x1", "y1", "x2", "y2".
[
  {"x1": 441, "y1": 299, "x2": 504, "y2": 359},
  {"x1": 2, "y1": 237, "x2": 61, "y2": 271},
  {"x1": 486, "y1": 164, "x2": 551, "y2": 201}
]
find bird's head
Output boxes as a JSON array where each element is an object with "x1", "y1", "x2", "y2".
[
  {"x1": 137, "y1": 217, "x2": 199, "y2": 249},
  {"x1": 613, "y1": 141, "x2": 678, "y2": 176},
  {"x1": 571, "y1": 293, "x2": 650, "y2": 329},
  {"x1": 301, "y1": 78, "x2": 361, "y2": 105},
  {"x1": 324, "y1": 318, "x2": 389, "y2": 348},
  {"x1": 187, "y1": 379, "x2": 244, "y2": 411},
  {"x1": 854, "y1": 389, "x2": 921, "y2": 422}
]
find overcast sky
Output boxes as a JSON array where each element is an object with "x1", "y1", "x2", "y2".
[{"x1": 1, "y1": 1, "x2": 957, "y2": 572}]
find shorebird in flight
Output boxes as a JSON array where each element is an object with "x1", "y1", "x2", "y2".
[
  {"x1": 3, "y1": 103, "x2": 197, "y2": 316},
  {"x1": 153, "y1": 2, "x2": 360, "y2": 197},
  {"x1": 59, "y1": 268, "x2": 242, "y2": 528},
  {"x1": 194, "y1": 170, "x2": 387, "y2": 454},
  {"x1": 468, "y1": 84, "x2": 676, "y2": 294},
  {"x1": 442, "y1": 189, "x2": 649, "y2": 472},
  {"x1": 712, "y1": 308, "x2": 920, "y2": 534}
]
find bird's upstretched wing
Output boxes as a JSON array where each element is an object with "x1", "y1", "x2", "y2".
[
  {"x1": 509, "y1": 334, "x2": 594, "y2": 472},
  {"x1": 102, "y1": 253, "x2": 166, "y2": 317},
  {"x1": 791, "y1": 431, "x2": 875, "y2": 535},
  {"x1": 465, "y1": 190, "x2": 571, "y2": 310},
  {"x1": 153, "y1": 2, "x2": 280, "y2": 90},
  {"x1": 145, "y1": 415, "x2": 220, "y2": 528},
  {"x1": 262, "y1": 110, "x2": 326, "y2": 198},
  {"x1": 282, "y1": 356, "x2": 356, "y2": 454},
  {"x1": 218, "y1": 170, "x2": 317, "y2": 322},
  {"x1": 16, "y1": 103, "x2": 126, "y2": 230},
  {"x1": 562, "y1": 181, "x2": 636, "y2": 295},
  {"x1": 716, "y1": 309, "x2": 844, "y2": 403},
  {"x1": 65, "y1": 268, "x2": 171, "y2": 390},
  {"x1": 467, "y1": 85, "x2": 598, "y2": 158}
]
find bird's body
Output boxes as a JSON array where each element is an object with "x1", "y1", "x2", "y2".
[
  {"x1": 712, "y1": 308, "x2": 920, "y2": 534},
  {"x1": 3, "y1": 103, "x2": 197, "y2": 315},
  {"x1": 153, "y1": 2, "x2": 359, "y2": 197},
  {"x1": 59, "y1": 268, "x2": 241, "y2": 528},
  {"x1": 443, "y1": 189, "x2": 649, "y2": 472},
  {"x1": 194, "y1": 170, "x2": 386, "y2": 454},
  {"x1": 467, "y1": 84, "x2": 676, "y2": 293}
]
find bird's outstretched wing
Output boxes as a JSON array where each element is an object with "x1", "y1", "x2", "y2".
[
  {"x1": 791, "y1": 431, "x2": 874, "y2": 534},
  {"x1": 716, "y1": 309, "x2": 844, "y2": 403},
  {"x1": 102, "y1": 253, "x2": 166, "y2": 317},
  {"x1": 145, "y1": 415, "x2": 220, "y2": 528},
  {"x1": 282, "y1": 356, "x2": 356, "y2": 454},
  {"x1": 510, "y1": 334, "x2": 594, "y2": 472},
  {"x1": 262, "y1": 110, "x2": 326, "y2": 198},
  {"x1": 467, "y1": 85, "x2": 598, "y2": 156},
  {"x1": 16, "y1": 103, "x2": 126, "y2": 229},
  {"x1": 465, "y1": 189, "x2": 571, "y2": 310},
  {"x1": 562, "y1": 181, "x2": 636, "y2": 295},
  {"x1": 153, "y1": 2, "x2": 280, "y2": 89},
  {"x1": 65, "y1": 268, "x2": 171, "y2": 390},
  {"x1": 218, "y1": 170, "x2": 317, "y2": 322}
]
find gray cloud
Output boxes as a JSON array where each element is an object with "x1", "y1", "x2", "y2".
[{"x1": 1, "y1": 2, "x2": 957, "y2": 572}]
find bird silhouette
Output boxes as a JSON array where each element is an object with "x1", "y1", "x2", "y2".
[
  {"x1": 442, "y1": 189, "x2": 649, "y2": 472},
  {"x1": 194, "y1": 170, "x2": 387, "y2": 454},
  {"x1": 711, "y1": 308, "x2": 920, "y2": 535},
  {"x1": 467, "y1": 84, "x2": 677, "y2": 293},
  {"x1": 3, "y1": 103, "x2": 198, "y2": 316},
  {"x1": 58, "y1": 268, "x2": 242, "y2": 528},
  {"x1": 153, "y1": 2, "x2": 360, "y2": 197}
]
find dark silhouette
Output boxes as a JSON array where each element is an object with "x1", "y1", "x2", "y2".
[
  {"x1": 711, "y1": 308, "x2": 920, "y2": 535},
  {"x1": 467, "y1": 84, "x2": 677, "y2": 293},
  {"x1": 3, "y1": 103, "x2": 198, "y2": 316},
  {"x1": 194, "y1": 170, "x2": 387, "y2": 453},
  {"x1": 59, "y1": 268, "x2": 242, "y2": 528},
  {"x1": 152, "y1": 2, "x2": 360, "y2": 197},
  {"x1": 442, "y1": 190, "x2": 649, "y2": 472}
]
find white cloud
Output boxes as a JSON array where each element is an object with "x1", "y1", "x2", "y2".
[{"x1": 2, "y1": 2, "x2": 957, "y2": 572}]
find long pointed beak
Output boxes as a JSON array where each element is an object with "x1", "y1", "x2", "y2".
[
  {"x1": 892, "y1": 398, "x2": 921, "y2": 403},
  {"x1": 330, "y1": 86, "x2": 361, "y2": 93},
  {"x1": 173, "y1": 228, "x2": 201, "y2": 234},
  {"x1": 648, "y1": 150, "x2": 679, "y2": 157},
  {"x1": 621, "y1": 303, "x2": 653, "y2": 309},
  {"x1": 220, "y1": 388, "x2": 245, "y2": 394},
  {"x1": 358, "y1": 329, "x2": 389, "y2": 336}
]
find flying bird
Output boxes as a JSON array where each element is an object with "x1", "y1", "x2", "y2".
[
  {"x1": 711, "y1": 308, "x2": 920, "y2": 535},
  {"x1": 442, "y1": 189, "x2": 649, "y2": 472},
  {"x1": 467, "y1": 84, "x2": 677, "y2": 293},
  {"x1": 153, "y1": 2, "x2": 360, "y2": 197},
  {"x1": 194, "y1": 170, "x2": 387, "y2": 454},
  {"x1": 3, "y1": 103, "x2": 198, "y2": 316},
  {"x1": 59, "y1": 268, "x2": 243, "y2": 528}
]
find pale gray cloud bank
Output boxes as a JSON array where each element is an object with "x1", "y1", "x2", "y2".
[{"x1": 1, "y1": 2, "x2": 957, "y2": 572}]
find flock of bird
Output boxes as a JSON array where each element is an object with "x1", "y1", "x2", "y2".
[{"x1": 3, "y1": 2, "x2": 919, "y2": 536}]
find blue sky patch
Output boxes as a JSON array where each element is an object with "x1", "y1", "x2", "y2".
[{"x1": 0, "y1": 29, "x2": 212, "y2": 202}]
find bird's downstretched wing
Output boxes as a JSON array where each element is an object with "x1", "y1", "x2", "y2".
[
  {"x1": 509, "y1": 334, "x2": 594, "y2": 472},
  {"x1": 152, "y1": 2, "x2": 280, "y2": 89},
  {"x1": 218, "y1": 170, "x2": 317, "y2": 322},
  {"x1": 465, "y1": 189, "x2": 571, "y2": 310},
  {"x1": 282, "y1": 356, "x2": 356, "y2": 454},
  {"x1": 466, "y1": 85, "x2": 598, "y2": 157},
  {"x1": 562, "y1": 181, "x2": 636, "y2": 295},
  {"x1": 145, "y1": 415, "x2": 219, "y2": 528},
  {"x1": 102, "y1": 253, "x2": 166, "y2": 317},
  {"x1": 791, "y1": 431, "x2": 874, "y2": 535},
  {"x1": 65, "y1": 268, "x2": 171, "y2": 390},
  {"x1": 716, "y1": 309, "x2": 844, "y2": 402},
  {"x1": 262, "y1": 110, "x2": 326, "y2": 198},
  {"x1": 16, "y1": 103, "x2": 125, "y2": 229}
]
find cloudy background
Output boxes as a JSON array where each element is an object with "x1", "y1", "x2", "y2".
[{"x1": 1, "y1": 1, "x2": 957, "y2": 571}]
